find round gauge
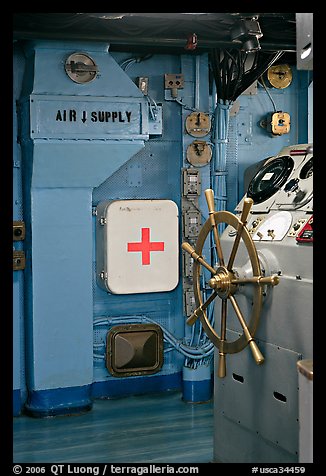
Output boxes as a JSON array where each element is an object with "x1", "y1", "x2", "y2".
[
  {"x1": 252, "y1": 211, "x2": 292, "y2": 241},
  {"x1": 267, "y1": 64, "x2": 292, "y2": 89},
  {"x1": 299, "y1": 156, "x2": 313, "y2": 179},
  {"x1": 64, "y1": 52, "x2": 98, "y2": 84},
  {"x1": 247, "y1": 156, "x2": 294, "y2": 204}
]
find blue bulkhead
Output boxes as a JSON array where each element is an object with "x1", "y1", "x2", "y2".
[{"x1": 13, "y1": 38, "x2": 311, "y2": 417}]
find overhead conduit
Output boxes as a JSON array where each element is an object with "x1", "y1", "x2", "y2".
[{"x1": 209, "y1": 48, "x2": 284, "y2": 235}]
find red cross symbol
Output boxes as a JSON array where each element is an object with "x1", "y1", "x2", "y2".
[{"x1": 127, "y1": 227, "x2": 165, "y2": 265}]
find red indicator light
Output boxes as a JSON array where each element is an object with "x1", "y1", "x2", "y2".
[
  {"x1": 290, "y1": 149, "x2": 308, "y2": 156},
  {"x1": 296, "y1": 216, "x2": 313, "y2": 243}
]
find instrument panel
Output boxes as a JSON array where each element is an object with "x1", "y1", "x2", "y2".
[{"x1": 236, "y1": 144, "x2": 313, "y2": 214}]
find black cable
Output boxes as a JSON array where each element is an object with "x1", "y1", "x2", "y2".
[
  {"x1": 221, "y1": 52, "x2": 228, "y2": 101},
  {"x1": 224, "y1": 49, "x2": 237, "y2": 101},
  {"x1": 228, "y1": 49, "x2": 244, "y2": 102},
  {"x1": 234, "y1": 50, "x2": 284, "y2": 98},
  {"x1": 210, "y1": 49, "x2": 223, "y2": 100},
  {"x1": 210, "y1": 48, "x2": 284, "y2": 103}
]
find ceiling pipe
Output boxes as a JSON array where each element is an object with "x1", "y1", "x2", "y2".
[{"x1": 13, "y1": 30, "x2": 296, "y2": 53}]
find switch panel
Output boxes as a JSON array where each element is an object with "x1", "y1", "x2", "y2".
[
  {"x1": 184, "y1": 211, "x2": 201, "y2": 238},
  {"x1": 267, "y1": 111, "x2": 291, "y2": 136},
  {"x1": 13, "y1": 250, "x2": 25, "y2": 270},
  {"x1": 185, "y1": 289, "x2": 196, "y2": 316},
  {"x1": 164, "y1": 73, "x2": 184, "y2": 94},
  {"x1": 182, "y1": 168, "x2": 201, "y2": 197},
  {"x1": 148, "y1": 104, "x2": 163, "y2": 135},
  {"x1": 183, "y1": 252, "x2": 194, "y2": 278},
  {"x1": 288, "y1": 218, "x2": 307, "y2": 237},
  {"x1": 137, "y1": 76, "x2": 149, "y2": 95},
  {"x1": 13, "y1": 221, "x2": 25, "y2": 241}
]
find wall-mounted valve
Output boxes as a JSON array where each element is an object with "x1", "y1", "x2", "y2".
[
  {"x1": 64, "y1": 52, "x2": 98, "y2": 83},
  {"x1": 185, "y1": 112, "x2": 211, "y2": 137},
  {"x1": 260, "y1": 111, "x2": 291, "y2": 136},
  {"x1": 186, "y1": 140, "x2": 212, "y2": 167}
]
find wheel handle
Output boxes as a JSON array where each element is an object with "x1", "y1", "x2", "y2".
[{"x1": 182, "y1": 189, "x2": 279, "y2": 377}]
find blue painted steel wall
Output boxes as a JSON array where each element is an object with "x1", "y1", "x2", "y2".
[
  {"x1": 92, "y1": 52, "x2": 211, "y2": 398},
  {"x1": 17, "y1": 40, "x2": 148, "y2": 416},
  {"x1": 13, "y1": 39, "x2": 311, "y2": 416},
  {"x1": 231, "y1": 69, "x2": 312, "y2": 210},
  {"x1": 13, "y1": 44, "x2": 27, "y2": 416}
]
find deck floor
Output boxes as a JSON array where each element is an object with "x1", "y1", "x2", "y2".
[{"x1": 13, "y1": 391, "x2": 214, "y2": 464}]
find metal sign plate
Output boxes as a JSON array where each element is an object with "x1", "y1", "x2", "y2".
[{"x1": 28, "y1": 95, "x2": 149, "y2": 140}]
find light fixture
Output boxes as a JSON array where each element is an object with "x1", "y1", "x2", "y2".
[{"x1": 230, "y1": 18, "x2": 263, "y2": 52}]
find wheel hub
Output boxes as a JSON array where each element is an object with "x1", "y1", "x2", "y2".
[{"x1": 208, "y1": 266, "x2": 237, "y2": 299}]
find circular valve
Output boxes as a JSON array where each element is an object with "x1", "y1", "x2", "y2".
[
  {"x1": 182, "y1": 189, "x2": 280, "y2": 378},
  {"x1": 185, "y1": 112, "x2": 211, "y2": 137},
  {"x1": 186, "y1": 140, "x2": 212, "y2": 167},
  {"x1": 267, "y1": 64, "x2": 292, "y2": 89},
  {"x1": 64, "y1": 52, "x2": 98, "y2": 84}
]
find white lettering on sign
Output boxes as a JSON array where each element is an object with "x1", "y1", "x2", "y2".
[
  {"x1": 127, "y1": 227, "x2": 165, "y2": 265},
  {"x1": 55, "y1": 109, "x2": 132, "y2": 123}
]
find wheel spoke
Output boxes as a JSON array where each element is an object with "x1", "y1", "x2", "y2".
[
  {"x1": 204, "y1": 189, "x2": 225, "y2": 266},
  {"x1": 231, "y1": 275, "x2": 280, "y2": 286},
  {"x1": 220, "y1": 299, "x2": 227, "y2": 340},
  {"x1": 186, "y1": 290, "x2": 218, "y2": 326},
  {"x1": 182, "y1": 242, "x2": 216, "y2": 275},
  {"x1": 229, "y1": 295, "x2": 264, "y2": 365},
  {"x1": 227, "y1": 198, "x2": 253, "y2": 270},
  {"x1": 217, "y1": 299, "x2": 227, "y2": 378}
]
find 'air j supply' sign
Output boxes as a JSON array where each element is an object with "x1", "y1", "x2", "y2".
[
  {"x1": 55, "y1": 109, "x2": 132, "y2": 124},
  {"x1": 96, "y1": 200, "x2": 179, "y2": 294},
  {"x1": 28, "y1": 95, "x2": 148, "y2": 140}
]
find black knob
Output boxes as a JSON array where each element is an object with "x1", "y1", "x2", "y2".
[{"x1": 284, "y1": 178, "x2": 299, "y2": 193}]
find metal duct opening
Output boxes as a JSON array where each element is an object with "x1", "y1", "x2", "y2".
[{"x1": 106, "y1": 323, "x2": 164, "y2": 377}]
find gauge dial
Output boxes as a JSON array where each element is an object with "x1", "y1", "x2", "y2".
[
  {"x1": 299, "y1": 157, "x2": 313, "y2": 179},
  {"x1": 247, "y1": 156, "x2": 294, "y2": 204},
  {"x1": 252, "y1": 211, "x2": 292, "y2": 241}
]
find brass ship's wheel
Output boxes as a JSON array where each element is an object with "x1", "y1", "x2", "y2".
[{"x1": 182, "y1": 189, "x2": 280, "y2": 378}]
